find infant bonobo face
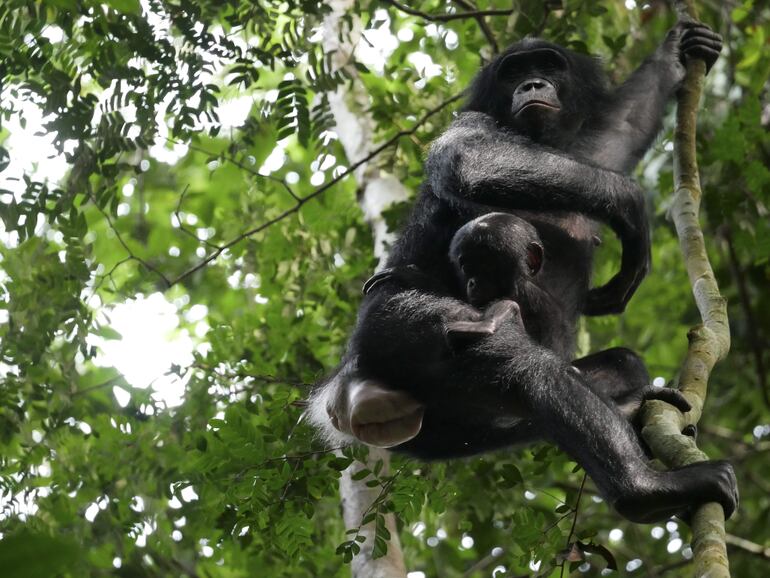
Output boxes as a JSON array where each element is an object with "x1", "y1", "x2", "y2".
[{"x1": 449, "y1": 212, "x2": 544, "y2": 307}]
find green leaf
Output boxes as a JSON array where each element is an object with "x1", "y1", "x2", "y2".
[
  {"x1": 105, "y1": 0, "x2": 141, "y2": 14},
  {"x1": 0, "y1": 531, "x2": 80, "y2": 578}
]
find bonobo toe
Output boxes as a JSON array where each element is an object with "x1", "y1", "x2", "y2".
[{"x1": 676, "y1": 460, "x2": 739, "y2": 520}]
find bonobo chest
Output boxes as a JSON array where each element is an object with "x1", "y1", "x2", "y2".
[{"x1": 511, "y1": 210, "x2": 597, "y2": 315}]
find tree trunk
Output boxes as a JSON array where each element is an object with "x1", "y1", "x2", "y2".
[
  {"x1": 640, "y1": 2, "x2": 732, "y2": 576},
  {"x1": 322, "y1": 2, "x2": 409, "y2": 577}
]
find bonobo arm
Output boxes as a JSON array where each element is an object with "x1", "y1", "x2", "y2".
[
  {"x1": 580, "y1": 22, "x2": 722, "y2": 173},
  {"x1": 428, "y1": 113, "x2": 645, "y2": 231},
  {"x1": 427, "y1": 112, "x2": 649, "y2": 314}
]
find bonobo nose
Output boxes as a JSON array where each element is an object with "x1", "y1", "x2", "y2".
[{"x1": 516, "y1": 78, "x2": 548, "y2": 93}]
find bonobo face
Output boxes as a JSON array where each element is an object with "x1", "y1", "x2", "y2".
[{"x1": 496, "y1": 46, "x2": 578, "y2": 142}]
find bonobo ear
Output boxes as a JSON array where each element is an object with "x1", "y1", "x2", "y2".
[{"x1": 526, "y1": 242, "x2": 544, "y2": 275}]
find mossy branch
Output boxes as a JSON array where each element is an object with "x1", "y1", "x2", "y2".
[{"x1": 639, "y1": 1, "x2": 731, "y2": 577}]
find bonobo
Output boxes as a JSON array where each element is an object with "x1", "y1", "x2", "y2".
[
  {"x1": 364, "y1": 212, "x2": 559, "y2": 350},
  {"x1": 309, "y1": 22, "x2": 737, "y2": 523},
  {"x1": 446, "y1": 212, "x2": 567, "y2": 352}
]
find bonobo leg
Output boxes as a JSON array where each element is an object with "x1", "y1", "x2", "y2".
[
  {"x1": 573, "y1": 347, "x2": 691, "y2": 420},
  {"x1": 323, "y1": 288, "x2": 499, "y2": 448},
  {"x1": 507, "y1": 343, "x2": 737, "y2": 522}
]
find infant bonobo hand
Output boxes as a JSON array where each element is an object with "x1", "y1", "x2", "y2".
[
  {"x1": 326, "y1": 379, "x2": 424, "y2": 448},
  {"x1": 444, "y1": 300, "x2": 522, "y2": 349}
]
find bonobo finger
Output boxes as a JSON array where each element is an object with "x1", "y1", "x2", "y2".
[
  {"x1": 484, "y1": 299, "x2": 521, "y2": 326},
  {"x1": 445, "y1": 300, "x2": 521, "y2": 346},
  {"x1": 445, "y1": 320, "x2": 496, "y2": 338},
  {"x1": 644, "y1": 387, "x2": 692, "y2": 413},
  {"x1": 347, "y1": 381, "x2": 424, "y2": 448},
  {"x1": 679, "y1": 23, "x2": 722, "y2": 73}
]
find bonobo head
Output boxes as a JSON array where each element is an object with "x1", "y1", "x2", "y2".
[
  {"x1": 464, "y1": 39, "x2": 610, "y2": 147},
  {"x1": 449, "y1": 213, "x2": 544, "y2": 308}
]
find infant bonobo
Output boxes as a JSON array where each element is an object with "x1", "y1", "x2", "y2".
[
  {"x1": 445, "y1": 212, "x2": 568, "y2": 351},
  {"x1": 364, "y1": 212, "x2": 564, "y2": 351}
]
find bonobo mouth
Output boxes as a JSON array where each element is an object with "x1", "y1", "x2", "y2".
[{"x1": 514, "y1": 101, "x2": 561, "y2": 115}]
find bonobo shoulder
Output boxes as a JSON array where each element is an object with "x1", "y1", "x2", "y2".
[
  {"x1": 431, "y1": 112, "x2": 497, "y2": 145},
  {"x1": 429, "y1": 111, "x2": 523, "y2": 154}
]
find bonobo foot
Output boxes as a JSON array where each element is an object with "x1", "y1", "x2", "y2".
[
  {"x1": 326, "y1": 379, "x2": 424, "y2": 448},
  {"x1": 444, "y1": 299, "x2": 521, "y2": 348},
  {"x1": 618, "y1": 384, "x2": 692, "y2": 421},
  {"x1": 614, "y1": 460, "x2": 738, "y2": 523}
]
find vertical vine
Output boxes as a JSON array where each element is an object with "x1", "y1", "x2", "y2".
[{"x1": 639, "y1": 1, "x2": 732, "y2": 576}]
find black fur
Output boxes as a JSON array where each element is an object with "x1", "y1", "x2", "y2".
[{"x1": 312, "y1": 23, "x2": 736, "y2": 523}]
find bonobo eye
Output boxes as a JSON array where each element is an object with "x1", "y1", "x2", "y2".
[
  {"x1": 496, "y1": 47, "x2": 568, "y2": 83},
  {"x1": 526, "y1": 242, "x2": 544, "y2": 275}
]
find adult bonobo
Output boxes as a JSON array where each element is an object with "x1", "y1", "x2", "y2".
[{"x1": 309, "y1": 22, "x2": 737, "y2": 523}]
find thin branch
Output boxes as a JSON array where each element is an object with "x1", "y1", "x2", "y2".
[
  {"x1": 169, "y1": 137, "x2": 302, "y2": 203},
  {"x1": 655, "y1": 558, "x2": 693, "y2": 575},
  {"x1": 168, "y1": 92, "x2": 463, "y2": 287},
  {"x1": 381, "y1": 0, "x2": 513, "y2": 22},
  {"x1": 725, "y1": 534, "x2": 770, "y2": 560},
  {"x1": 71, "y1": 375, "x2": 125, "y2": 397},
  {"x1": 88, "y1": 256, "x2": 132, "y2": 299},
  {"x1": 174, "y1": 184, "x2": 219, "y2": 250},
  {"x1": 88, "y1": 192, "x2": 171, "y2": 287},
  {"x1": 559, "y1": 473, "x2": 587, "y2": 578},
  {"x1": 462, "y1": 547, "x2": 504, "y2": 577},
  {"x1": 452, "y1": 0, "x2": 499, "y2": 53}
]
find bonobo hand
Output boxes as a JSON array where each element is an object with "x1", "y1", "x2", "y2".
[
  {"x1": 662, "y1": 21, "x2": 723, "y2": 80},
  {"x1": 617, "y1": 384, "x2": 692, "y2": 423},
  {"x1": 585, "y1": 180, "x2": 651, "y2": 316},
  {"x1": 445, "y1": 300, "x2": 522, "y2": 349},
  {"x1": 326, "y1": 379, "x2": 424, "y2": 448}
]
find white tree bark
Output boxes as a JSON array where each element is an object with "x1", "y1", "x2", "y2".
[{"x1": 322, "y1": 2, "x2": 409, "y2": 577}]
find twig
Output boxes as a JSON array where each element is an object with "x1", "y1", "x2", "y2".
[
  {"x1": 381, "y1": 0, "x2": 513, "y2": 23},
  {"x1": 559, "y1": 473, "x2": 587, "y2": 578},
  {"x1": 71, "y1": 375, "x2": 125, "y2": 397},
  {"x1": 725, "y1": 533, "x2": 770, "y2": 560},
  {"x1": 169, "y1": 138, "x2": 302, "y2": 203},
  {"x1": 452, "y1": 0, "x2": 499, "y2": 53},
  {"x1": 168, "y1": 92, "x2": 463, "y2": 287},
  {"x1": 174, "y1": 184, "x2": 220, "y2": 250},
  {"x1": 87, "y1": 192, "x2": 171, "y2": 287},
  {"x1": 462, "y1": 547, "x2": 504, "y2": 577},
  {"x1": 654, "y1": 558, "x2": 693, "y2": 575}
]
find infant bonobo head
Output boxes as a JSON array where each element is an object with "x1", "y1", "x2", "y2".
[{"x1": 449, "y1": 212, "x2": 544, "y2": 308}]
